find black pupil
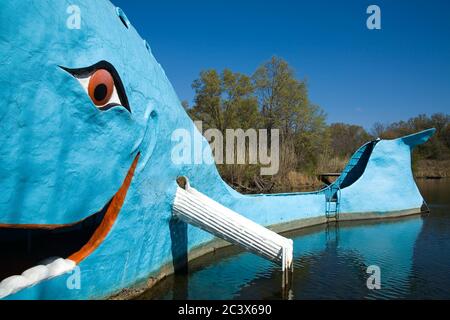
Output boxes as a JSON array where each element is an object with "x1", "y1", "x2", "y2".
[{"x1": 94, "y1": 84, "x2": 108, "y2": 102}]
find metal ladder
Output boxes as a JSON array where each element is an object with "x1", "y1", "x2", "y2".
[{"x1": 325, "y1": 186, "x2": 341, "y2": 222}]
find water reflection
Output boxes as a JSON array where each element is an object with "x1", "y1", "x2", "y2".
[
  {"x1": 138, "y1": 179, "x2": 450, "y2": 300},
  {"x1": 408, "y1": 179, "x2": 450, "y2": 299}
]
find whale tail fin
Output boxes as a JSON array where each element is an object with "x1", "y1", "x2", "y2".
[
  {"x1": 400, "y1": 128, "x2": 436, "y2": 149},
  {"x1": 330, "y1": 128, "x2": 437, "y2": 214}
]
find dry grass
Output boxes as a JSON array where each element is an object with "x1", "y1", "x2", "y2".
[
  {"x1": 220, "y1": 150, "x2": 449, "y2": 195},
  {"x1": 415, "y1": 159, "x2": 450, "y2": 178},
  {"x1": 316, "y1": 156, "x2": 348, "y2": 174},
  {"x1": 282, "y1": 171, "x2": 322, "y2": 191}
]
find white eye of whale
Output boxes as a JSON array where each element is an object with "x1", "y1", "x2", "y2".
[{"x1": 61, "y1": 61, "x2": 131, "y2": 113}]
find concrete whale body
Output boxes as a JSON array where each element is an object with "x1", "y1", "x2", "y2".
[{"x1": 0, "y1": 0, "x2": 434, "y2": 299}]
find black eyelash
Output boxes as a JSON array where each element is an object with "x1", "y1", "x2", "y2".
[{"x1": 60, "y1": 61, "x2": 131, "y2": 113}]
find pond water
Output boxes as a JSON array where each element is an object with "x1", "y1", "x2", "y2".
[{"x1": 138, "y1": 179, "x2": 450, "y2": 300}]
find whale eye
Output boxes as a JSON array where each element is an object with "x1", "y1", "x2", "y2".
[
  {"x1": 88, "y1": 69, "x2": 115, "y2": 107},
  {"x1": 61, "y1": 61, "x2": 131, "y2": 113}
]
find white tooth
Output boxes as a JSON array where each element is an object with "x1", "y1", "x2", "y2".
[
  {"x1": 47, "y1": 258, "x2": 76, "y2": 278},
  {"x1": 22, "y1": 265, "x2": 49, "y2": 283},
  {"x1": 0, "y1": 275, "x2": 32, "y2": 298},
  {"x1": 0, "y1": 287, "x2": 12, "y2": 299},
  {"x1": 0, "y1": 275, "x2": 32, "y2": 289},
  {"x1": 0, "y1": 259, "x2": 76, "y2": 299}
]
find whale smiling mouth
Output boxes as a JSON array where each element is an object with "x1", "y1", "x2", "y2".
[{"x1": 0, "y1": 154, "x2": 140, "y2": 298}]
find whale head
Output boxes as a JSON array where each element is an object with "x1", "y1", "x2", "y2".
[
  {"x1": 0, "y1": 0, "x2": 172, "y2": 225},
  {"x1": 0, "y1": 0, "x2": 224, "y2": 299}
]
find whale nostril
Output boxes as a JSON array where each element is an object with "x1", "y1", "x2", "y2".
[
  {"x1": 116, "y1": 7, "x2": 130, "y2": 29},
  {"x1": 144, "y1": 40, "x2": 151, "y2": 54}
]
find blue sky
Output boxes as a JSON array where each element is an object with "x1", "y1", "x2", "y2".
[{"x1": 111, "y1": 0, "x2": 450, "y2": 129}]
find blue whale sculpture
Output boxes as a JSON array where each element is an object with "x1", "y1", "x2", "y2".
[{"x1": 0, "y1": 0, "x2": 435, "y2": 299}]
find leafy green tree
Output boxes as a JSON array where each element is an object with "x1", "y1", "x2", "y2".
[
  {"x1": 375, "y1": 113, "x2": 450, "y2": 160},
  {"x1": 188, "y1": 70, "x2": 222, "y2": 130},
  {"x1": 252, "y1": 56, "x2": 328, "y2": 172},
  {"x1": 189, "y1": 69, "x2": 259, "y2": 132},
  {"x1": 328, "y1": 123, "x2": 373, "y2": 158}
]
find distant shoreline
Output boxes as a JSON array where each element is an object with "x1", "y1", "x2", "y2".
[
  {"x1": 227, "y1": 159, "x2": 450, "y2": 194},
  {"x1": 414, "y1": 159, "x2": 450, "y2": 179},
  {"x1": 416, "y1": 176, "x2": 448, "y2": 180}
]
